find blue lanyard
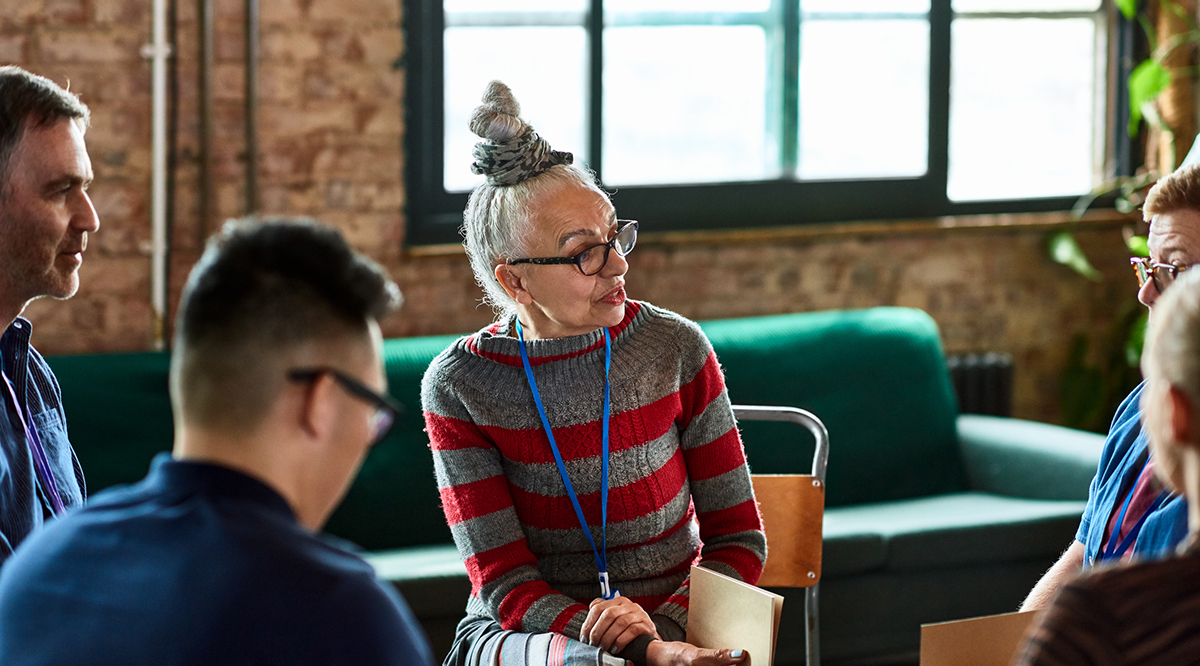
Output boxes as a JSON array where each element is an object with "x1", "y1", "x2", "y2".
[
  {"x1": 1100, "y1": 454, "x2": 1169, "y2": 562},
  {"x1": 515, "y1": 319, "x2": 617, "y2": 600}
]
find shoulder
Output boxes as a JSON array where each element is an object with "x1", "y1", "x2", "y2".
[
  {"x1": 1111, "y1": 381, "x2": 1146, "y2": 427},
  {"x1": 307, "y1": 551, "x2": 436, "y2": 664},
  {"x1": 24, "y1": 344, "x2": 64, "y2": 403},
  {"x1": 1095, "y1": 382, "x2": 1147, "y2": 467},
  {"x1": 622, "y1": 301, "x2": 712, "y2": 354}
]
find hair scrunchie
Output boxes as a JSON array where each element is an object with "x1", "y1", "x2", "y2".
[{"x1": 468, "y1": 80, "x2": 574, "y2": 186}]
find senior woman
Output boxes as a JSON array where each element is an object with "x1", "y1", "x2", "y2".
[{"x1": 422, "y1": 81, "x2": 766, "y2": 666}]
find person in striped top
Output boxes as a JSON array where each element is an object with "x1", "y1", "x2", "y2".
[
  {"x1": 1014, "y1": 270, "x2": 1200, "y2": 665},
  {"x1": 422, "y1": 81, "x2": 766, "y2": 666}
]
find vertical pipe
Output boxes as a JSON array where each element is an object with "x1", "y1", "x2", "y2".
[
  {"x1": 198, "y1": 0, "x2": 215, "y2": 248},
  {"x1": 165, "y1": 0, "x2": 178, "y2": 347},
  {"x1": 245, "y1": 0, "x2": 259, "y2": 214},
  {"x1": 147, "y1": 0, "x2": 170, "y2": 349}
]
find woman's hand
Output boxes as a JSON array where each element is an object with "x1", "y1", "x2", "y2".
[
  {"x1": 579, "y1": 596, "x2": 661, "y2": 654},
  {"x1": 645, "y1": 641, "x2": 749, "y2": 666}
]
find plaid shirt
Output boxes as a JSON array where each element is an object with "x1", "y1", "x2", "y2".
[{"x1": 0, "y1": 317, "x2": 85, "y2": 565}]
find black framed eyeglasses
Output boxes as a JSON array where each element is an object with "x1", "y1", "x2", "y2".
[
  {"x1": 1130, "y1": 257, "x2": 1192, "y2": 293},
  {"x1": 288, "y1": 368, "x2": 403, "y2": 445},
  {"x1": 507, "y1": 220, "x2": 638, "y2": 276}
]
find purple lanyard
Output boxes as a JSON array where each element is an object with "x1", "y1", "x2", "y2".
[{"x1": 2, "y1": 372, "x2": 65, "y2": 515}]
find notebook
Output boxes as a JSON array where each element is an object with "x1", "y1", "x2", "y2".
[{"x1": 686, "y1": 565, "x2": 785, "y2": 666}]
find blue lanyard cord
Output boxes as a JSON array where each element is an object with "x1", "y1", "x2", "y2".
[
  {"x1": 1101, "y1": 455, "x2": 1170, "y2": 562},
  {"x1": 515, "y1": 320, "x2": 616, "y2": 600}
]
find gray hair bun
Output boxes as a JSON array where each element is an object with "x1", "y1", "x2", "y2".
[{"x1": 469, "y1": 80, "x2": 573, "y2": 186}]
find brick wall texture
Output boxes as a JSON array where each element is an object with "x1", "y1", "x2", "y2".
[{"x1": 2, "y1": 0, "x2": 1140, "y2": 425}]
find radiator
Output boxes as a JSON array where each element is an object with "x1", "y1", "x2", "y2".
[{"x1": 946, "y1": 353, "x2": 1014, "y2": 417}]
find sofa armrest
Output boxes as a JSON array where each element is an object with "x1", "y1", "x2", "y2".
[{"x1": 957, "y1": 414, "x2": 1104, "y2": 501}]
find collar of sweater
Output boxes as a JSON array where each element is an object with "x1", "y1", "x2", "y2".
[{"x1": 464, "y1": 300, "x2": 645, "y2": 368}]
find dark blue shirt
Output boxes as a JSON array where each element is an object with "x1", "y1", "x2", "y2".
[
  {"x1": 1076, "y1": 381, "x2": 1188, "y2": 567},
  {"x1": 0, "y1": 318, "x2": 85, "y2": 565},
  {"x1": 0, "y1": 455, "x2": 435, "y2": 666}
]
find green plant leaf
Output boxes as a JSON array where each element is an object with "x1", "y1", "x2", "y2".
[
  {"x1": 1126, "y1": 234, "x2": 1150, "y2": 257},
  {"x1": 1125, "y1": 310, "x2": 1148, "y2": 367},
  {"x1": 1048, "y1": 231, "x2": 1103, "y2": 281},
  {"x1": 1128, "y1": 59, "x2": 1171, "y2": 136},
  {"x1": 1116, "y1": 0, "x2": 1138, "y2": 20}
]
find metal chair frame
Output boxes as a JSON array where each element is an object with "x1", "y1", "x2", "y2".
[{"x1": 733, "y1": 405, "x2": 830, "y2": 666}]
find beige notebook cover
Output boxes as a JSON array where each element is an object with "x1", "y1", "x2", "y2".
[
  {"x1": 920, "y1": 610, "x2": 1039, "y2": 666},
  {"x1": 686, "y1": 565, "x2": 784, "y2": 666}
]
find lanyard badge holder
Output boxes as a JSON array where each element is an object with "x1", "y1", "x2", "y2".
[{"x1": 516, "y1": 320, "x2": 618, "y2": 600}]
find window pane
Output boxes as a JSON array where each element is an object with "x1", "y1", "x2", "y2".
[
  {"x1": 802, "y1": 0, "x2": 929, "y2": 13},
  {"x1": 445, "y1": 0, "x2": 585, "y2": 12},
  {"x1": 606, "y1": 0, "x2": 769, "y2": 12},
  {"x1": 948, "y1": 18, "x2": 1098, "y2": 201},
  {"x1": 798, "y1": 19, "x2": 929, "y2": 180},
  {"x1": 953, "y1": 0, "x2": 1101, "y2": 12},
  {"x1": 603, "y1": 26, "x2": 771, "y2": 186},
  {"x1": 444, "y1": 27, "x2": 588, "y2": 192}
]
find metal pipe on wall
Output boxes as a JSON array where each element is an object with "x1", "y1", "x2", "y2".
[
  {"x1": 199, "y1": 0, "x2": 215, "y2": 249},
  {"x1": 142, "y1": 0, "x2": 172, "y2": 349},
  {"x1": 245, "y1": 0, "x2": 259, "y2": 213}
]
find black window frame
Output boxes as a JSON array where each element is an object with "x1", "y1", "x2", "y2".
[{"x1": 403, "y1": 0, "x2": 1138, "y2": 246}]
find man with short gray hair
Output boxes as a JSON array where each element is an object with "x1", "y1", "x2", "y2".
[{"x1": 0, "y1": 65, "x2": 98, "y2": 565}]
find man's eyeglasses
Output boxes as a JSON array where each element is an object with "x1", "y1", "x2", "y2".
[
  {"x1": 288, "y1": 368, "x2": 402, "y2": 445},
  {"x1": 507, "y1": 220, "x2": 638, "y2": 276},
  {"x1": 1130, "y1": 257, "x2": 1192, "y2": 293}
]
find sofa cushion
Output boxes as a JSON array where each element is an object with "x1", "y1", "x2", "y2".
[
  {"x1": 47, "y1": 352, "x2": 173, "y2": 492},
  {"x1": 823, "y1": 492, "x2": 1085, "y2": 575},
  {"x1": 700, "y1": 307, "x2": 964, "y2": 507}
]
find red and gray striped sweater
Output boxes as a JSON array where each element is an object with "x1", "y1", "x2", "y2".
[{"x1": 422, "y1": 301, "x2": 766, "y2": 640}]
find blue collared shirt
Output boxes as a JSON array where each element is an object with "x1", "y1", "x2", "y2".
[
  {"x1": 0, "y1": 317, "x2": 85, "y2": 565},
  {"x1": 0, "y1": 455, "x2": 434, "y2": 666},
  {"x1": 1076, "y1": 381, "x2": 1188, "y2": 567}
]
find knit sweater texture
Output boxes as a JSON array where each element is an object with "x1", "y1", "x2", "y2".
[{"x1": 422, "y1": 301, "x2": 766, "y2": 639}]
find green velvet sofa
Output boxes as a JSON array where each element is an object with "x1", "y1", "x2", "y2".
[{"x1": 46, "y1": 306, "x2": 1104, "y2": 665}]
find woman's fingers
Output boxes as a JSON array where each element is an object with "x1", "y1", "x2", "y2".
[
  {"x1": 645, "y1": 641, "x2": 750, "y2": 666},
  {"x1": 579, "y1": 596, "x2": 657, "y2": 650}
]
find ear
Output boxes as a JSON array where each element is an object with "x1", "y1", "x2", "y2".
[
  {"x1": 1166, "y1": 384, "x2": 1198, "y2": 447},
  {"x1": 494, "y1": 263, "x2": 533, "y2": 305},
  {"x1": 297, "y1": 373, "x2": 339, "y2": 443}
]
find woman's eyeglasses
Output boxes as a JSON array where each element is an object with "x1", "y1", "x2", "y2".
[
  {"x1": 289, "y1": 368, "x2": 402, "y2": 445},
  {"x1": 507, "y1": 220, "x2": 638, "y2": 276},
  {"x1": 1130, "y1": 257, "x2": 1192, "y2": 293}
]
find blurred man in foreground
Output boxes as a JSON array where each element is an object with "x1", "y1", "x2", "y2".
[
  {"x1": 0, "y1": 218, "x2": 434, "y2": 666},
  {"x1": 1015, "y1": 269, "x2": 1200, "y2": 665}
]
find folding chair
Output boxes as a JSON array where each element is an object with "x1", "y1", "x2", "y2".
[{"x1": 733, "y1": 405, "x2": 830, "y2": 666}]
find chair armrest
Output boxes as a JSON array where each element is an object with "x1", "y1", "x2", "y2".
[{"x1": 957, "y1": 414, "x2": 1104, "y2": 501}]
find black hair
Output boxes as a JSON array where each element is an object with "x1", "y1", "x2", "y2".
[{"x1": 173, "y1": 217, "x2": 401, "y2": 429}]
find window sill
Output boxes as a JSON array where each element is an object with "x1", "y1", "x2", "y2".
[{"x1": 402, "y1": 209, "x2": 1138, "y2": 258}]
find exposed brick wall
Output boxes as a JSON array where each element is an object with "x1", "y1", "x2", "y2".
[{"x1": 1, "y1": 0, "x2": 1139, "y2": 426}]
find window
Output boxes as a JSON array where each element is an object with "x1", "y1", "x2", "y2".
[{"x1": 405, "y1": 0, "x2": 1125, "y2": 245}]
